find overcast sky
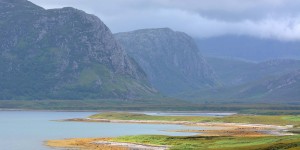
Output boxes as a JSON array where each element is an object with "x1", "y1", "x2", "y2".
[{"x1": 29, "y1": 0, "x2": 300, "y2": 41}]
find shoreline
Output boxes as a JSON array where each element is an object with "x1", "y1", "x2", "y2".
[
  {"x1": 47, "y1": 114, "x2": 298, "y2": 150},
  {"x1": 47, "y1": 138, "x2": 168, "y2": 150},
  {"x1": 93, "y1": 141, "x2": 168, "y2": 150},
  {"x1": 63, "y1": 118, "x2": 293, "y2": 137}
]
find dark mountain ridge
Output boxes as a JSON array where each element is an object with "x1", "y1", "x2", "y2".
[{"x1": 0, "y1": 0, "x2": 156, "y2": 100}]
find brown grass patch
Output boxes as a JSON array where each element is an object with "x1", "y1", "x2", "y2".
[{"x1": 46, "y1": 138, "x2": 128, "y2": 150}]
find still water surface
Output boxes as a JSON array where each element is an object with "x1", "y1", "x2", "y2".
[{"x1": 0, "y1": 111, "x2": 218, "y2": 150}]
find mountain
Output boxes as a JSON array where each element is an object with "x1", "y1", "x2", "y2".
[
  {"x1": 197, "y1": 35, "x2": 300, "y2": 62},
  {"x1": 0, "y1": 0, "x2": 156, "y2": 100},
  {"x1": 207, "y1": 57, "x2": 300, "y2": 86},
  {"x1": 235, "y1": 70, "x2": 300, "y2": 102},
  {"x1": 115, "y1": 28, "x2": 219, "y2": 95},
  {"x1": 180, "y1": 70, "x2": 300, "y2": 104}
]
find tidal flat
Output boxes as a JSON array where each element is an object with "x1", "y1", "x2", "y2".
[{"x1": 47, "y1": 112, "x2": 300, "y2": 150}]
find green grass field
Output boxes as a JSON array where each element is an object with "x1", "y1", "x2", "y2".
[
  {"x1": 90, "y1": 112, "x2": 300, "y2": 126},
  {"x1": 112, "y1": 135, "x2": 300, "y2": 150}
]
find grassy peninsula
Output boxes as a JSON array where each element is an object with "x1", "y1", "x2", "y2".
[
  {"x1": 48, "y1": 112, "x2": 300, "y2": 150},
  {"x1": 89, "y1": 112, "x2": 300, "y2": 126}
]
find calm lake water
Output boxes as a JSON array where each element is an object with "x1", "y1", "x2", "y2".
[{"x1": 0, "y1": 111, "x2": 224, "y2": 150}]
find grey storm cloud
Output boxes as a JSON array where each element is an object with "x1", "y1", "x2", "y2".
[{"x1": 29, "y1": 0, "x2": 300, "y2": 41}]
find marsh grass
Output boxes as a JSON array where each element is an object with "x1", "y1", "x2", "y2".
[
  {"x1": 113, "y1": 135, "x2": 300, "y2": 150},
  {"x1": 90, "y1": 112, "x2": 300, "y2": 126},
  {"x1": 50, "y1": 113, "x2": 300, "y2": 150}
]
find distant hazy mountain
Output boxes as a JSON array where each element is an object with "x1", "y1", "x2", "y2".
[
  {"x1": 180, "y1": 69, "x2": 300, "y2": 104},
  {"x1": 115, "y1": 28, "x2": 219, "y2": 95},
  {"x1": 207, "y1": 57, "x2": 300, "y2": 86},
  {"x1": 0, "y1": 0, "x2": 156, "y2": 100},
  {"x1": 234, "y1": 70, "x2": 300, "y2": 102},
  {"x1": 197, "y1": 35, "x2": 300, "y2": 62}
]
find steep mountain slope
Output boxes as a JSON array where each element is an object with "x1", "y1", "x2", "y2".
[
  {"x1": 0, "y1": 0, "x2": 156, "y2": 100},
  {"x1": 207, "y1": 57, "x2": 300, "y2": 86},
  {"x1": 197, "y1": 35, "x2": 300, "y2": 62},
  {"x1": 115, "y1": 28, "x2": 219, "y2": 95}
]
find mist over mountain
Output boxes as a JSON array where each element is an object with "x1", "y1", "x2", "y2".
[
  {"x1": 115, "y1": 28, "x2": 219, "y2": 95},
  {"x1": 197, "y1": 35, "x2": 300, "y2": 62},
  {"x1": 0, "y1": 0, "x2": 156, "y2": 100}
]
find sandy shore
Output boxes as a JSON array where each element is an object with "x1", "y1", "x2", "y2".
[
  {"x1": 47, "y1": 138, "x2": 126, "y2": 150},
  {"x1": 93, "y1": 141, "x2": 168, "y2": 150},
  {"x1": 47, "y1": 138, "x2": 168, "y2": 150},
  {"x1": 64, "y1": 118, "x2": 293, "y2": 137}
]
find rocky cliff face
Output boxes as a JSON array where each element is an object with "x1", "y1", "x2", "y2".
[
  {"x1": 0, "y1": 0, "x2": 155, "y2": 100},
  {"x1": 115, "y1": 28, "x2": 219, "y2": 95}
]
